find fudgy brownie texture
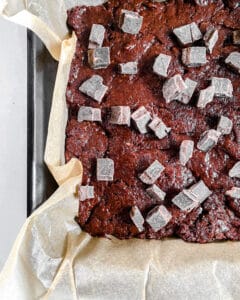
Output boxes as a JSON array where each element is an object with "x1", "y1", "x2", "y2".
[{"x1": 66, "y1": 0, "x2": 240, "y2": 243}]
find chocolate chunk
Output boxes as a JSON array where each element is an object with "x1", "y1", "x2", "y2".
[
  {"x1": 120, "y1": 10, "x2": 143, "y2": 35},
  {"x1": 79, "y1": 75, "x2": 108, "y2": 103},
  {"x1": 229, "y1": 161, "x2": 240, "y2": 178},
  {"x1": 225, "y1": 187, "x2": 240, "y2": 199},
  {"x1": 139, "y1": 160, "x2": 165, "y2": 184},
  {"x1": 78, "y1": 106, "x2": 101, "y2": 122},
  {"x1": 88, "y1": 24, "x2": 105, "y2": 49},
  {"x1": 188, "y1": 180, "x2": 212, "y2": 203},
  {"x1": 197, "y1": 86, "x2": 215, "y2": 108},
  {"x1": 119, "y1": 61, "x2": 138, "y2": 75},
  {"x1": 233, "y1": 30, "x2": 240, "y2": 45},
  {"x1": 146, "y1": 205, "x2": 172, "y2": 232},
  {"x1": 172, "y1": 180, "x2": 211, "y2": 211},
  {"x1": 97, "y1": 158, "x2": 114, "y2": 181},
  {"x1": 110, "y1": 106, "x2": 131, "y2": 126},
  {"x1": 217, "y1": 116, "x2": 233, "y2": 135},
  {"x1": 182, "y1": 47, "x2": 207, "y2": 67},
  {"x1": 162, "y1": 74, "x2": 187, "y2": 103},
  {"x1": 148, "y1": 116, "x2": 171, "y2": 139},
  {"x1": 153, "y1": 53, "x2": 171, "y2": 77},
  {"x1": 179, "y1": 140, "x2": 194, "y2": 166},
  {"x1": 176, "y1": 78, "x2": 197, "y2": 104},
  {"x1": 146, "y1": 184, "x2": 166, "y2": 201},
  {"x1": 130, "y1": 206, "x2": 144, "y2": 232},
  {"x1": 88, "y1": 47, "x2": 110, "y2": 69},
  {"x1": 211, "y1": 77, "x2": 233, "y2": 98},
  {"x1": 131, "y1": 106, "x2": 151, "y2": 134},
  {"x1": 78, "y1": 185, "x2": 94, "y2": 201},
  {"x1": 225, "y1": 52, "x2": 240, "y2": 73},
  {"x1": 172, "y1": 190, "x2": 198, "y2": 211},
  {"x1": 204, "y1": 28, "x2": 218, "y2": 53},
  {"x1": 173, "y1": 22, "x2": 202, "y2": 46},
  {"x1": 197, "y1": 129, "x2": 221, "y2": 152},
  {"x1": 194, "y1": 0, "x2": 209, "y2": 6}
]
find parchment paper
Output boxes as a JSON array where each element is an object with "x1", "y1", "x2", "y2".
[{"x1": 1, "y1": 1, "x2": 240, "y2": 299}]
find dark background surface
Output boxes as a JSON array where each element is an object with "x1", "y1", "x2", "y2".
[{"x1": 27, "y1": 31, "x2": 58, "y2": 216}]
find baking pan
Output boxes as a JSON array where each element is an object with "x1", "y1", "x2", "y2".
[{"x1": 27, "y1": 30, "x2": 58, "y2": 216}]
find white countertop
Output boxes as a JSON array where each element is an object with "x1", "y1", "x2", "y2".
[{"x1": 0, "y1": 17, "x2": 27, "y2": 270}]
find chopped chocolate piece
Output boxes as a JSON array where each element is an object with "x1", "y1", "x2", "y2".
[
  {"x1": 172, "y1": 180, "x2": 211, "y2": 211},
  {"x1": 88, "y1": 47, "x2": 110, "y2": 69},
  {"x1": 197, "y1": 86, "x2": 215, "y2": 108},
  {"x1": 225, "y1": 52, "x2": 240, "y2": 73},
  {"x1": 110, "y1": 106, "x2": 131, "y2": 126},
  {"x1": 188, "y1": 180, "x2": 212, "y2": 203},
  {"x1": 217, "y1": 116, "x2": 233, "y2": 135},
  {"x1": 225, "y1": 187, "x2": 240, "y2": 199},
  {"x1": 173, "y1": 22, "x2": 202, "y2": 46},
  {"x1": 153, "y1": 53, "x2": 171, "y2": 77},
  {"x1": 172, "y1": 190, "x2": 198, "y2": 211},
  {"x1": 97, "y1": 158, "x2": 114, "y2": 181},
  {"x1": 131, "y1": 106, "x2": 151, "y2": 134},
  {"x1": 139, "y1": 160, "x2": 165, "y2": 184},
  {"x1": 130, "y1": 206, "x2": 144, "y2": 232},
  {"x1": 148, "y1": 116, "x2": 171, "y2": 139},
  {"x1": 146, "y1": 205, "x2": 172, "y2": 232},
  {"x1": 120, "y1": 10, "x2": 143, "y2": 35},
  {"x1": 162, "y1": 74, "x2": 187, "y2": 103},
  {"x1": 78, "y1": 185, "x2": 94, "y2": 201},
  {"x1": 88, "y1": 24, "x2": 105, "y2": 49},
  {"x1": 182, "y1": 47, "x2": 207, "y2": 67},
  {"x1": 179, "y1": 140, "x2": 194, "y2": 166},
  {"x1": 176, "y1": 78, "x2": 197, "y2": 104},
  {"x1": 146, "y1": 184, "x2": 166, "y2": 201},
  {"x1": 197, "y1": 129, "x2": 221, "y2": 152},
  {"x1": 233, "y1": 30, "x2": 240, "y2": 45},
  {"x1": 194, "y1": 0, "x2": 209, "y2": 6},
  {"x1": 79, "y1": 75, "x2": 108, "y2": 103},
  {"x1": 204, "y1": 28, "x2": 218, "y2": 53},
  {"x1": 229, "y1": 161, "x2": 240, "y2": 178},
  {"x1": 211, "y1": 77, "x2": 233, "y2": 98},
  {"x1": 119, "y1": 61, "x2": 138, "y2": 74},
  {"x1": 77, "y1": 106, "x2": 102, "y2": 122}
]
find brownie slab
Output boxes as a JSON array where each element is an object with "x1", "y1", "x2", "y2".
[{"x1": 65, "y1": 0, "x2": 240, "y2": 243}]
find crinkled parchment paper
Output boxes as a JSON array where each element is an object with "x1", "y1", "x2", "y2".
[{"x1": 1, "y1": 1, "x2": 240, "y2": 299}]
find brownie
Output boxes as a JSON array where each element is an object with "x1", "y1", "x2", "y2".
[{"x1": 65, "y1": 0, "x2": 240, "y2": 243}]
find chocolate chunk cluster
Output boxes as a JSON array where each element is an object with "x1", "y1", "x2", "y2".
[{"x1": 66, "y1": 1, "x2": 240, "y2": 243}]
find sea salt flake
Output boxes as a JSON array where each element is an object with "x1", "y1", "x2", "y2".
[
  {"x1": 173, "y1": 22, "x2": 202, "y2": 46},
  {"x1": 225, "y1": 52, "x2": 240, "y2": 73},
  {"x1": 225, "y1": 187, "x2": 240, "y2": 199},
  {"x1": 176, "y1": 78, "x2": 197, "y2": 104},
  {"x1": 110, "y1": 106, "x2": 131, "y2": 126},
  {"x1": 204, "y1": 28, "x2": 218, "y2": 53}
]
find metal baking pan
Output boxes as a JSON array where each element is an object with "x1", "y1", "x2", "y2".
[{"x1": 27, "y1": 30, "x2": 58, "y2": 216}]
